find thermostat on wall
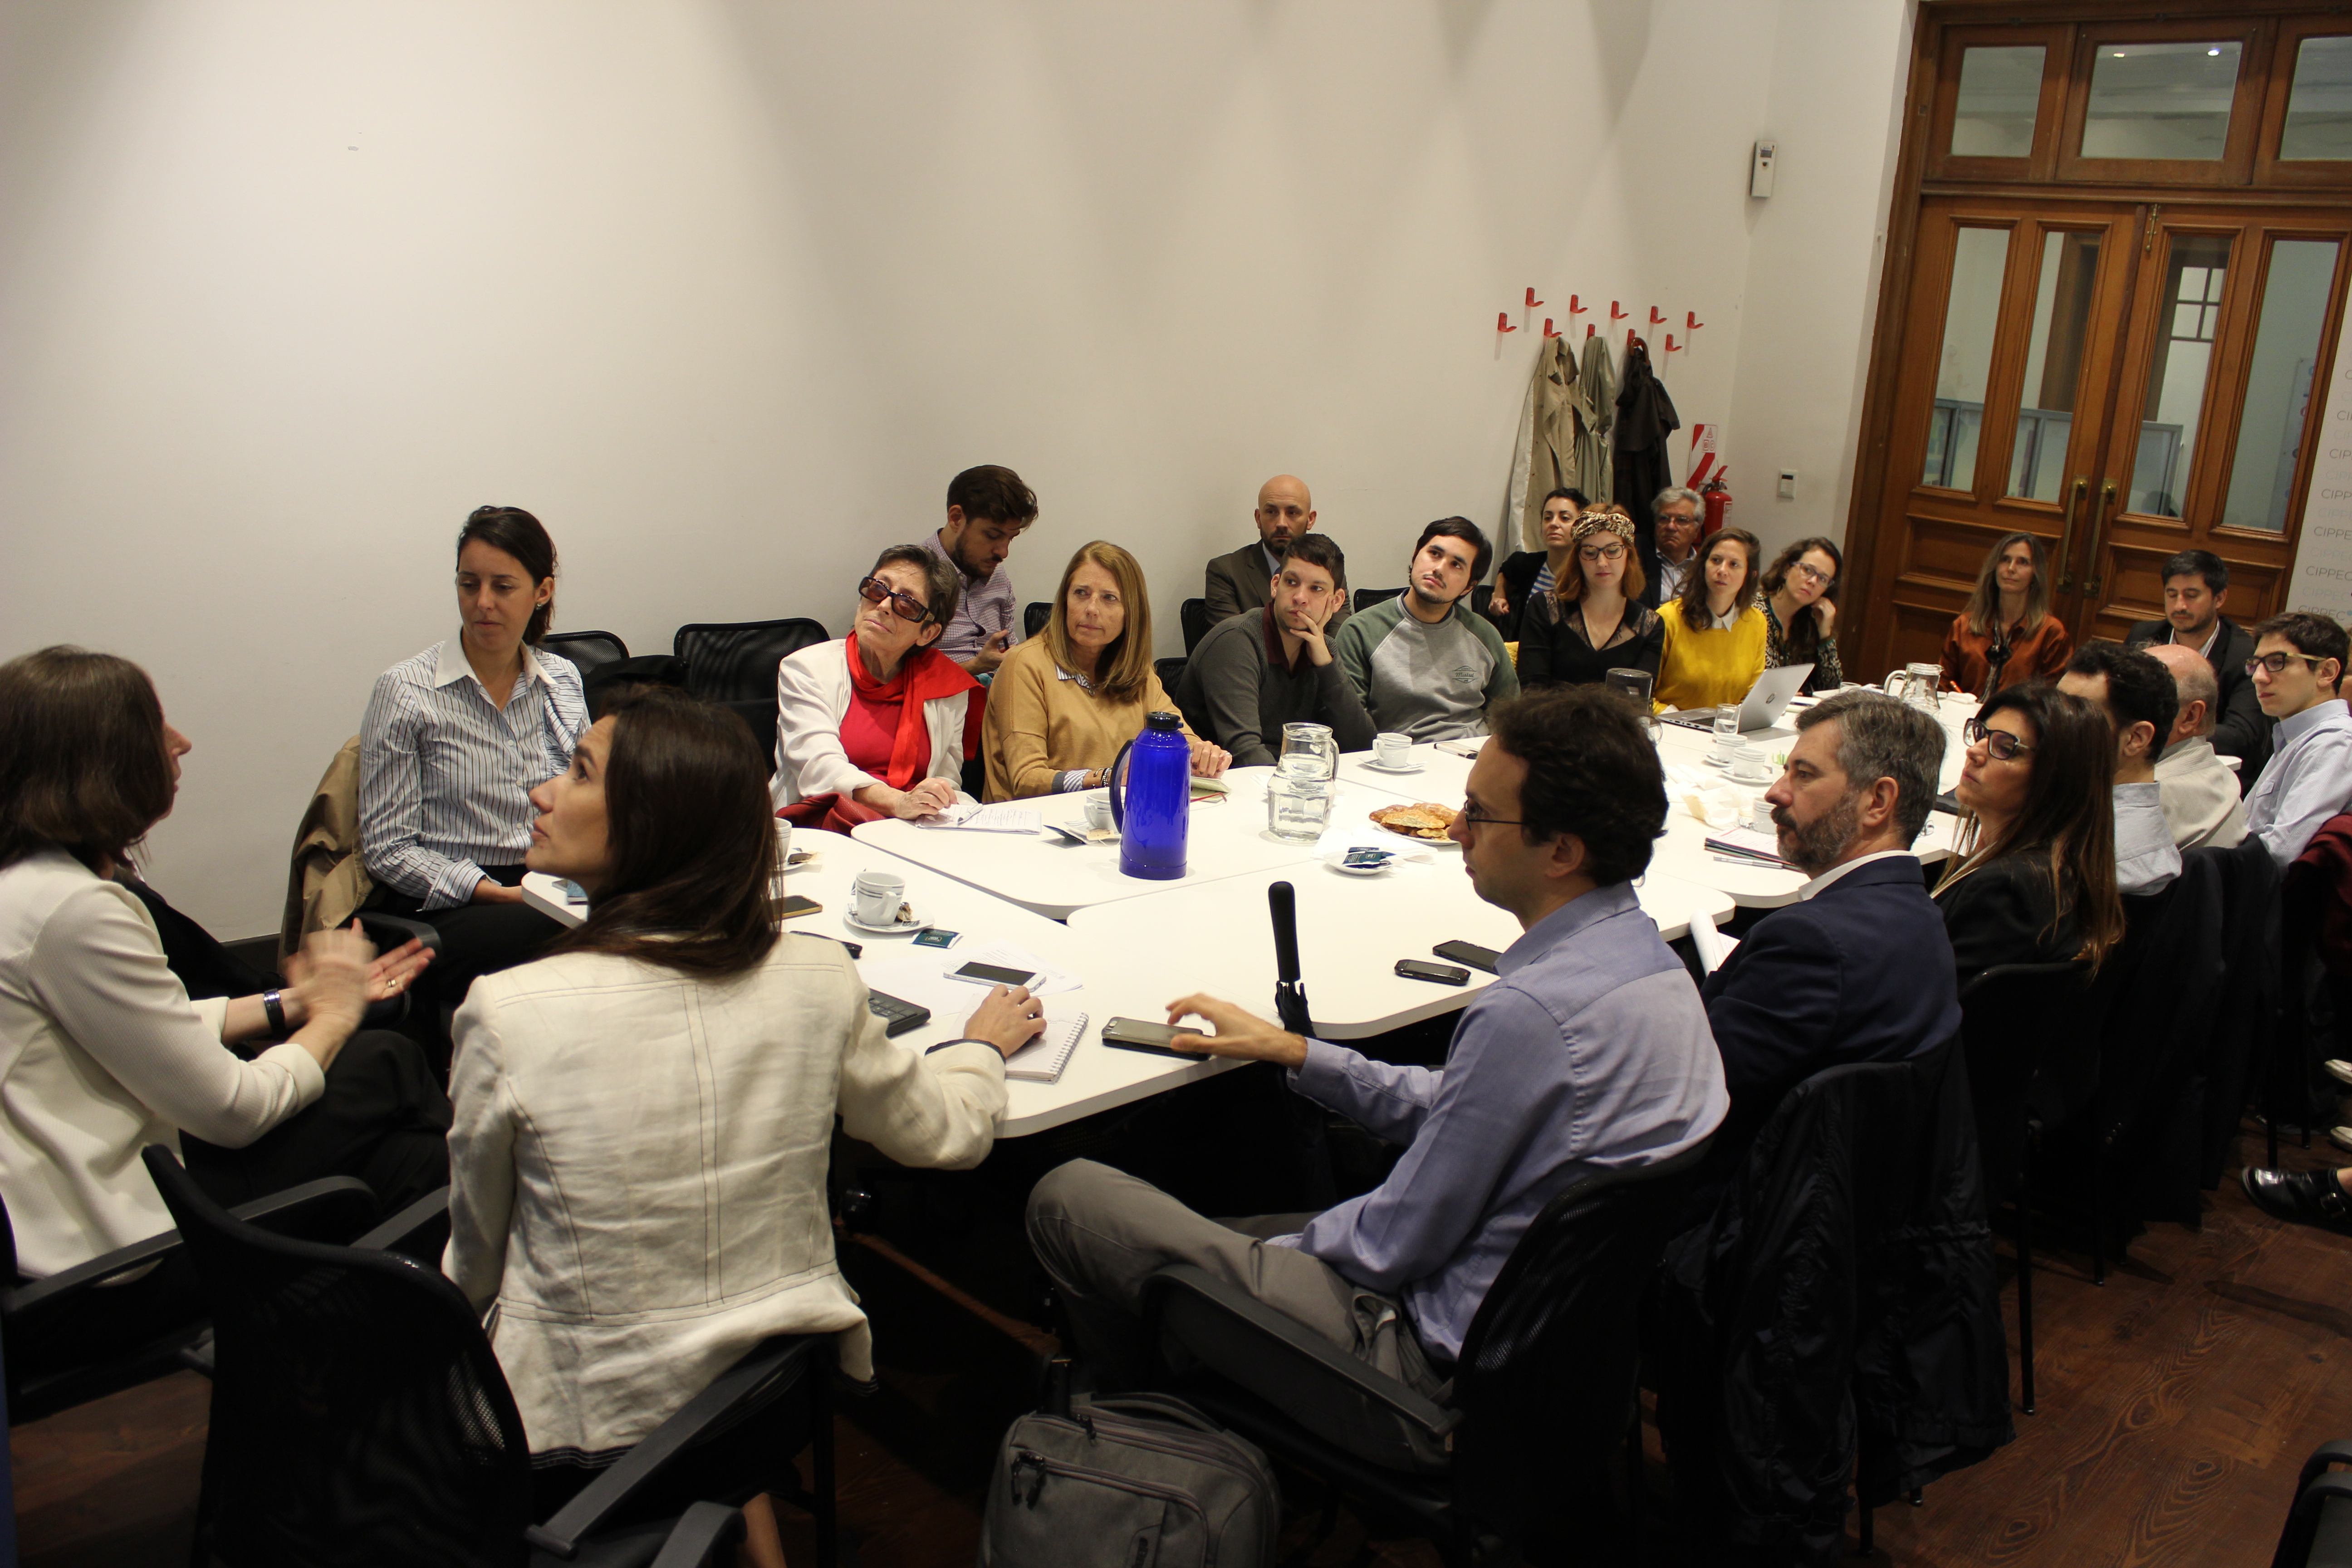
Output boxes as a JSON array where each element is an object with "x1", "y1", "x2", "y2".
[{"x1": 1750, "y1": 140, "x2": 1777, "y2": 199}]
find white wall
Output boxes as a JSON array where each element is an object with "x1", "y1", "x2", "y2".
[{"x1": 0, "y1": 0, "x2": 1911, "y2": 936}]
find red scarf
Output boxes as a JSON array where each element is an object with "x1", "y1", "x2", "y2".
[{"x1": 845, "y1": 636, "x2": 979, "y2": 791}]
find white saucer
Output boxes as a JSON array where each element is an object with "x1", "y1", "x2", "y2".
[
  {"x1": 1362, "y1": 759, "x2": 1425, "y2": 775},
  {"x1": 1322, "y1": 851, "x2": 1397, "y2": 876},
  {"x1": 1728, "y1": 770, "x2": 1774, "y2": 786},
  {"x1": 843, "y1": 905, "x2": 925, "y2": 935}
]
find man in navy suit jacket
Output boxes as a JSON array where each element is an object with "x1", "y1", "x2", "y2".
[{"x1": 1700, "y1": 691, "x2": 1962, "y2": 1166}]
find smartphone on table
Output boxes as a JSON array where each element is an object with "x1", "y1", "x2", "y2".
[
  {"x1": 949, "y1": 960, "x2": 1047, "y2": 990},
  {"x1": 1100, "y1": 1017, "x2": 1208, "y2": 1058},
  {"x1": 1431, "y1": 940, "x2": 1500, "y2": 974},
  {"x1": 1395, "y1": 959, "x2": 1470, "y2": 985}
]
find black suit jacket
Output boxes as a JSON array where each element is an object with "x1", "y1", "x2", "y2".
[
  {"x1": 2126, "y1": 614, "x2": 2267, "y2": 789},
  {"x1": 1700, "y1": 856, "x2": 1961, "y2": 1162},
  {"x1": 1203, "y1": 541, "x2": 1349, "y2": 631}
]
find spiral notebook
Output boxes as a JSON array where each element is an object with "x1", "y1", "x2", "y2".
[{"x1": 1006, "y1": 1012, "x2": 1088, "y2": 1083}]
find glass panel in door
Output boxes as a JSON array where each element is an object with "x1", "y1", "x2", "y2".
[
  {"x1": 2127, "y1": 234, "x2": 2233, "y2": 517},
  {"x1": 2008, "y1": 230, "x2": 2103, "y2": 501},
  {"x1": 1922, "y1": 227, "x2": 2011, "y2": 489},
  {"x1": 2081, "y1": 41, "x2": 2244, "y2": 161},
  {"x1": 1951, "y1": 47, "x2": 2045, "y2": 157},
  {"x1": 2280, "y1": 36, "x2": 2352, "y2": 161},
  {"x1": 2221, "y1": 239, "x2": 2342, "y2": 531}
]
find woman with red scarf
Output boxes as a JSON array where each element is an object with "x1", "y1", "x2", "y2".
[{"x1": 771, "y1": 546, "x2": 984, "y2": 831}]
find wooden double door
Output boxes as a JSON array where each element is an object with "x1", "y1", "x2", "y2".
[{"x1": 1860, "y1": 195, "x2": 2350, "y2": 674}]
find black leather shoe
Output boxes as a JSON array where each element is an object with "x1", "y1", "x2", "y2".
[{"x1": 2243, "y1": 1166, "x2": 2352, "y2": 1234}]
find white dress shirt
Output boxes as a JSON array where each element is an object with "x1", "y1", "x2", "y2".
[
  {"x1": 359, "y1": 637, "x2": 587, "y2": 910},
  {"x1": 2112, "y1": 781, "x2": 2182, "y2": 895},
  {"x1": 0, "y1": 850, "x2": 323, "y2": 1277},
  {"x1": 1657, "y1": 554, "x2": 1693, "y2": 604},
  {"x1": 2246, "y1": 700, "x2": 2352, "y2": 870},
  {"x1": 2154, "y1": 736, "x2": 2249, "y2": 851},
  {"x1": 443, "y1": 935, "x2": 1006, "y2": 1457}
]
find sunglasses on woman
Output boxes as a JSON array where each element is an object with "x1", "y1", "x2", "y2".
[
  {"x1": 1962, "y1": 715, "x2": 2033, "y2": 762},
  {"x1": 858, "y1": 577, "x2": 932, "y2": 624}
]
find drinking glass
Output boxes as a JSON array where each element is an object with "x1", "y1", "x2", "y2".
[
  {"x1": 1266, "y1": 774, "x2": 1334, "y2": 842},
  {"x1": 1710, "y1": 704, "x2": 1740, "y2": 759}
]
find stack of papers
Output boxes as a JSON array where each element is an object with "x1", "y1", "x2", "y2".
[{"x1": 915, "y1": 802, "x2": 1041, "y2": 833}]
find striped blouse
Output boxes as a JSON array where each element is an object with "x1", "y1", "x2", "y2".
[{"x1": 358, "y1": 638, "x2": 587, "y2": 911}]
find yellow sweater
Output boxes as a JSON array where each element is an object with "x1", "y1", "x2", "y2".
[
  {"x1": 980, "y1": 636, "x2": 1186, "y2": 801},
  {"x1": 1655, "y1": 600, "x2": 1769, "y2": 713}
]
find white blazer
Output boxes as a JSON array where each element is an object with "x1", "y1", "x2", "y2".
[
  {"x1": 441, "y1": 933, "x2": 1006, "y2": 1458},
  {"x1": 0, "y1": 850, "x2": 323, "y2": 1278},
  {"x1": 770, "y1": 638, "x2": 971, "y2": 809}
]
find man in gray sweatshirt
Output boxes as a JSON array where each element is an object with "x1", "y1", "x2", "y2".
[
  {"x1": 1333, "y1": 519, "x2": 1519, "y2": 742},
  {"x1": 1176, "y1": 534, "x2": 1376, "y2": 767}
]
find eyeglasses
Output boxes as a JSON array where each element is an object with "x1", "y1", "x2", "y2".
[
  {"x1": 857, "y1": 576, "x2": 931, "y2": 624},
  {"x1": 2246, "y1": 651, "x2": 2328, "y2": 676},
  {"x1": 1578, "y1": 543, "x2": 1627, "y2": 562},
  {"x1": 1791, "y1": 562, "x2": 1835, "y2": 588},
  {"x1": 1962, "y1": 716, "x2": 2034, "y2": 762},
  {"x1": 1458, "y1": 799, "x2": 1525, "y2": 831}
]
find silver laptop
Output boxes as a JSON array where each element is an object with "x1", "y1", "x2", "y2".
[{"x1": 1660, "y1": 662, "x2": 1814, "y2": 734}]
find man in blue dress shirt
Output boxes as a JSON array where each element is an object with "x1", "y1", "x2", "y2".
[{"x1": 1026, "y1": 686, "x2": 1727, "y2": 1401}]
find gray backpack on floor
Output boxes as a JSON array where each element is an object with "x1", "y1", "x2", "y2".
[{"x1": 979, "y1": 1392, "x2": 1280, "y2": 1568}]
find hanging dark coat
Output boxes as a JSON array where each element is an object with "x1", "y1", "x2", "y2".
[{"x1": 1612, "y1": 335, "x2": 1681, "y2": 597}]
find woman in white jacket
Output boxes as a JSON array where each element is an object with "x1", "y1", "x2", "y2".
[
  {"x1": 446, "y1": 684, "x2": 1042, "y2": 1500},
  {"x1": 771, "y1": 545, "x2": 984, "y2": 825}
]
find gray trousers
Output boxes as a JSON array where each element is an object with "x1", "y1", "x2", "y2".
[{"x1": 1025, "y1": 1159, "x2": 1443, "y2": 1400}]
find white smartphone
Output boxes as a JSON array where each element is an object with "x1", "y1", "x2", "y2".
[{"x1": 948, "y1": 960, "x2": 1047, "y2": 989}]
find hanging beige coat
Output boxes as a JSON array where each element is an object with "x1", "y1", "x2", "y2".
[
  {"x1": 279, "y1": 735, "x2": 374, "y2": 965},
  {"x1": 1576, "y1": 330, "x2": 1616, "y2": 513},
  {"x1": 1503, "y1": 335, "x2": 1578, "y2": 551}
]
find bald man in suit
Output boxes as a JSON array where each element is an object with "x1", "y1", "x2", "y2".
[{"x1": 1203, "y1": 475, "x2": 1349, "y2": 631}]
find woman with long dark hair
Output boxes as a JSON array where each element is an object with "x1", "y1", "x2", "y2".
[
  {"x1": 1932, "y1": 682, "x2": 2124, "y2": 985},
  {"x1": 1759, "y1": 535, "x2": 1845, "y2": 693},
  {"x1": 1515, "y1": 506, "x2": 1662, "y2": 689},
  {"x1": 359, "y1": 505, "x2": 587, "y2": 1025},
  {"x1": 0, "y1": 647, "x2": 447, "y2": 1359},
  {"x1": 445, "y1": 686, "x2": 1042, "y2": 1487},
  {"x1": 1654, "y1": 527, "x2": 1768, "y2": 712},
  {"x1": 1487, "y1": 487, "x2": 1588, "y2": 640},
  {"x1": 1940, "y1": 532, "x2": 2073, "y2": 697}
]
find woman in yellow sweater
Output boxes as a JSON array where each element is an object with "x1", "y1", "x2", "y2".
[
  {"x1": 981, "y1": 542, "x2": 1232, "y2": 801},
  {"x1": 1655, "y1": 527, "x2": 1769, "y2": 712}
]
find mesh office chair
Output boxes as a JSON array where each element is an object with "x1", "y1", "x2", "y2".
[
  {"x1": 1180, "y1": 598, "x2": 1212, "y2": 653},
  {"x1": 540, "y1": 630, "x2": 631, "y2": 676},
  {"x1": 142, "y1": 1146, "x2": 835, "y2": 1568},
  {"x1": 672, "y1": 618, "x2": 828, "y2": 745},
  {"x1": 1352, "y1": 587, "x2": 1402, "y2": 615},
  {"x1": 1022, "y1": 601, "x2": 1051, "y2": 640}
]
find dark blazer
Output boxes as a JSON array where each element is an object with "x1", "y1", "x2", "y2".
[
  {"x1": 1931, "y1": 851, "x2": 2082, "y2": 990},
  {"x1": 1203, "y1": 541, "x2": 1351, "y2": 632},
  {"x1": 1700, "y1": 855, "x2": 1960, "y2": 1162},
  {"x1": 2126, "y1": 614, "x2": 2266, "y2": 790}
]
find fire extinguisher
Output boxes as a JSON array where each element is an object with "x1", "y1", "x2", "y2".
[{"x1": 1700, "y1": 470, "x2": 1732, "y2": 540}]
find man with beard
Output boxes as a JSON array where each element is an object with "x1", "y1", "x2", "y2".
[
  {"x1": 1332, "y1": 518, "x2": 1519, "y2": 741},
  {"x1": 1696, "y1": 690, "x2": 1960, "y2": 1169},
  {"x1": 1175, "y1": 534, "x2": 1375, "y2": 767},
  {"x1": 922, "y1": 464, "x2": 1039, "y2": 678}
]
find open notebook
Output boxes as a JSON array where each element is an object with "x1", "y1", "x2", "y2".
[{"x1": 1005, "y1": 1012, "x2": 1088, "y2": 1083}]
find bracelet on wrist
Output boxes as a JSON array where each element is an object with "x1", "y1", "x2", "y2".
[{"x1": 262, "y1": 990, "x2": 289, "y2": 1038}]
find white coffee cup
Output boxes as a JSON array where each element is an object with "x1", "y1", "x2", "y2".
[
  {"x1": 850, "y1": 869, "x2": 906, "y2": 927},
  {"x1": 768, "y1": 818, "x2": 794, "y2": 902},
  {"x1": 1374, "y1": 732, "x2": 1411, "y2": 768},
  {"x1": 1750, "y1": 796, "x2": 1777, "y2": 834},
  {"x1": 1729, "y1": 745, "x2": 1770, "y2": 783},
  {"x1": 1083, "y1": 794, "x2": 1113, "y2": 832}
]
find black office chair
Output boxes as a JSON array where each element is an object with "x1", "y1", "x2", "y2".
[
  {"x1": 142, "y1": 1146, "x2": 835, "y2": 1568},
  {"x1": 673, "y1": 618, "x2": 828, "y2": 745},
  {"x1": 2201, "y1": 838, "x2": 2278, "y2": 1181},
  {"x1": 1353, "y1": 588, "x2": 1401, "y2": 616},
  {"x1": 1956, "y1": 959, "x2": 2097, "y2": 1415},
  {"x1": 1023, "y1": 601, "x2": 1051, "y2": 640},
  {"x1": 539, "y1": 629, "x2": 631, "y2": 676},
  {"x1": 1, "y1": 1176, "x2": 376, "y2": 1426},
  {"x1": 1154, "y1": 657, "x2": 1188, "y2": 697},
  {"x1": 1180, "y1": 598, "x2": 1212, "y2": 653},
  {"x1": 1141, "y1": 1139, "x2": 1710, "y2": 1564},
  {"x1": 2274, "y1": 1440, "x2": 2352, "y2": 1568}
]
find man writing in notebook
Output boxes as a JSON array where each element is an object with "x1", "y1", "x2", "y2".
[{"x1": 1026, "y1": 686, "x2": 1724, "y2": 1421}]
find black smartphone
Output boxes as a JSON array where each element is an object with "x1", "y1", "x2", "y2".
[
  {"x1": 778, "y1": 894, "x2": 822, "y2": 919},
  {"x1": 1396, "y1": 959, "x2": 1470, "y2": 986},
  {"x1": 1100, "y1": 1017, "x2": 1207, "y2": 1058},
  {"x1": 951, "y1": 960, "x2": 1047, "y2": 989},
  {"x1": 1431, "y1": 941, "x2": 1500, "y2": 974}
]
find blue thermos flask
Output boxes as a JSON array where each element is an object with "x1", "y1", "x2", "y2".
[{"x1": 1106, "y1": 712, "x2": 1190, "y2": 880}]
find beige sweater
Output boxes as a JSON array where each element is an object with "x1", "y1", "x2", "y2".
[{"x1": 980, "y1": 635, "x2": 1184, "y2": 801}]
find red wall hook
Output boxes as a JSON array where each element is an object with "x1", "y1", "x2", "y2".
[
  {"x1": 1542, "y1": 318, "x2": 1561, "y2": 338},
  {"x1": 1586, "y1": 322, "x2": 1597, "y2": 338},
  {"x1": 1648, "y1": 306, "x2": 1666, "y2": 326},
  {"x1": 1686, "y1": 311, "x2": 1704, "y2": 332},
  {"x1": 1496, "y1": 312, "x2": 1518, "y2": 333},
  {"x1": 1609, "y1": 300, "x2": 1628, "y2": 323},
  {"x1": 1568, "y1": 294, "x2": 1588, "y2": 316},
  {"x1": 1525, "y1": 287, "x2": 1543, "y2": 309},
  {"x1": 1663, "y1": 333, "x2": 1681, "y2": 354}
]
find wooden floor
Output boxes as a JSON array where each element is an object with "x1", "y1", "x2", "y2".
[{"x1": 16, "y1": 1122, "x2": 2352, "y2": 1567}]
